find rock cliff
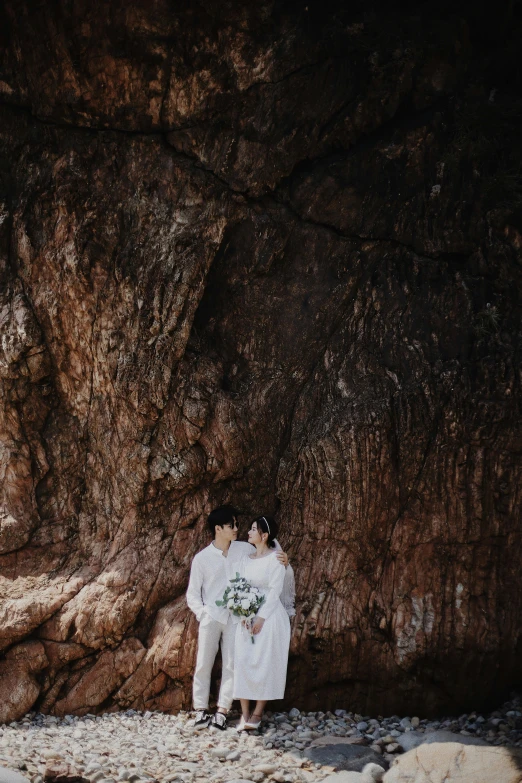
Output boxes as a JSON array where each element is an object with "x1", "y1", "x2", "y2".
[{"x1": 0, "y1": 0, "x2": 521, "y2": 720}]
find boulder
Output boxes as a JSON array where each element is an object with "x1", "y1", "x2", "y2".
[
  {"x1": 0, "y1": 769, "x2": 31, "y2": 783},
  {"x1": 305, "y1": 744, "x2": 387, "y2": 773},
  {"x1": 383, "y1": 742, "x2": 522, "y2": 782},
  {"x1": 397, "y1": 729, "x2": 488, "y2": 753}
]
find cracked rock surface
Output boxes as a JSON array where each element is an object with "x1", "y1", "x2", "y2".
[{"x1": 0, "y1": 0, "x2": 521, "y2": 720}]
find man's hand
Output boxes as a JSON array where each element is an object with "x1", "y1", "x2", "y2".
[
  {"x1": 252, "y1": 617, "x2": 265, "y2": 635},
  {"x1": 276, "y1": 550, "x2": 289, "y2": 567}
]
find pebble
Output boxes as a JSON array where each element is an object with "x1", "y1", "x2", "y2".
[
  {"x1": 0, "y1": 697, "x2": 520, "y2": 783},
  {"x1": 210, "y1": 747, "x2": 230, "y2": 759}
]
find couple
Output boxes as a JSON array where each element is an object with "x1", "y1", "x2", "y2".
[{"x1": 186, "y1": 505, "x2": 294, "y2": 731}]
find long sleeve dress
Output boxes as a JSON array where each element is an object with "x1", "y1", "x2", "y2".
[{"x1": 232, "y1": 551, "x2": 291, "y2": 701}]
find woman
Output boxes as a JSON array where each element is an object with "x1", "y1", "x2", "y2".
[{"x1": 231, "y1": 515, "x2": 291, "y2": 730}]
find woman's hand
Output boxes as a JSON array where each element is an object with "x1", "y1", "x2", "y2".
[
  {"x1": 276, "y1": 550, "x2": 289, "y2": 567},
  {"x1": 252, "y1": 617, "x2": 265, "y2": 635}
]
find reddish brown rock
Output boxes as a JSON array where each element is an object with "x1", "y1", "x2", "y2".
[
  {"x1": 52, "y1": 638, "x2": 146, "y2": 716},
  {"x1": 0, "y1": 641, "x2": 48, "y2": 722},
  {"x1": 0, "y1": 1, "x2": 521, "y2": 721}
]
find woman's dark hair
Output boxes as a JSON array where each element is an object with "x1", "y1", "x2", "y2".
[
  {"x1": 207, "y1": 504, "x2": 239, "y2": 535},
  {"x1": 254, "y1": 515, "x2": 278, "y2": 548}
]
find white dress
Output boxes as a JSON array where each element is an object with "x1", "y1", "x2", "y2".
[{"x1": 232, "y1": 551, "x2": 291, "y2": 701}]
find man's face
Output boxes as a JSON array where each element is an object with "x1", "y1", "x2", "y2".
[{"x1": 218, "y1": 518, "x2": 238, "y2": 542}]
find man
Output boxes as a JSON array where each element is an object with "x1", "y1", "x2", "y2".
[{"x1": 186, "y1": 504, "x2": 292, "y2": 730}]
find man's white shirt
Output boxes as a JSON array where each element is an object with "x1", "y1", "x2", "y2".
[{"x1": 186, "y1": 540, "x2": 254, "y2": 624}]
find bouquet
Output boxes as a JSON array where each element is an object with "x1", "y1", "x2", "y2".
[{"x1": 216, "y1": 572, "x2": 265, "y2": 644}]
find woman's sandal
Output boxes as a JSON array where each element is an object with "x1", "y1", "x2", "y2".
[{"x1": 243, "y1": 713, "x2": 263, "y2": 730}]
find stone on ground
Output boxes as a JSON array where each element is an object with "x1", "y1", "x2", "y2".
[
  {"x1": 361, "y1": 764, "x2": 386, "y2": 782},
  {"x1": 226, "y1": 780, "x2": 258, "y2": 783},
  {"x1": 44, "y1": 762, "x2": 89, "y2": 783},
  {"x1": 310, "y1": 737, "x2": 366, "y2": 747},
  {"x1": 322, "y1": 773, "x2": 374, "y2": 783}
]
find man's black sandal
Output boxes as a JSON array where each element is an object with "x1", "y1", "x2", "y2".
[
  {"x1": 193, "y1": 709, "x2": 211, "y2": 728},
  {"x1": 211, "y1": 712, "x2": 228, "y2": 730}
]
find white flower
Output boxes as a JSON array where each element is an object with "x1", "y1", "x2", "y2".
[{"x1": 219, "y1": 576, "x2": 264, "y2": 621}]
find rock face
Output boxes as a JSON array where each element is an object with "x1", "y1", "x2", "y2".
[{"x1": 0, "y1": 1, "x2": 521, "y2": 720}]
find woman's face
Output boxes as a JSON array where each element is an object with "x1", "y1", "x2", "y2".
[{"x1": 248, "y1": 522, "x2": 266, "y2": 546}]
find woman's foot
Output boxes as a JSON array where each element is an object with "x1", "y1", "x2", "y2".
[
  {"x1": 236, "y1": 715, "x2": 249, "y2": 732},
  {"x1": 243, "y1": 713, "x2": 263, "y2": 730}
]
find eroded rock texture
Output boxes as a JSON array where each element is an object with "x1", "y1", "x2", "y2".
[{"x1": 0, "y1": 0, "x2": 521, "y2": 720}]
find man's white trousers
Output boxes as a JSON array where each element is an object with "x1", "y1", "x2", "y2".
[{"x1": 193, "y1": 613, "x2": 236, "y2": 710}]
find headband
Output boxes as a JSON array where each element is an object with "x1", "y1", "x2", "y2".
[{"x1": 260, "y1": 516, "x2": 270, "y2": 535}]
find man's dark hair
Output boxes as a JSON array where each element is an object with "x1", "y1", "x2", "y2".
[{"x1": 207, "y1": 504, "x2": 239, "y2": 536}]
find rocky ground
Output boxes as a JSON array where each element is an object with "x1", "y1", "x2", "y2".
[{"x1": 0, "y1": 697, "x2": 521, "y2": 783}]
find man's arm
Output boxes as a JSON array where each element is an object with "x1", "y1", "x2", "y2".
[
  {"x1": 272, "y1": 539, "x2": 289, "y2": 567},
  {"x1": 186, "y1": 556, "x2": 205, "y2": 621},
  {"x1": 276, "y1": 549, "x2": 289, "y2": 567}
]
